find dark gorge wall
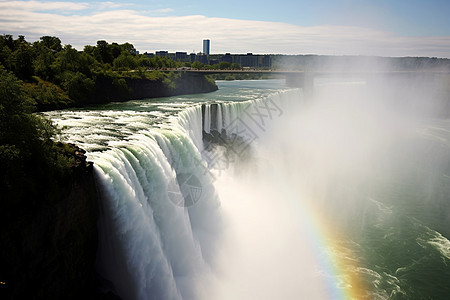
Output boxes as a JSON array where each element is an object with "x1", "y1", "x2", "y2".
[
  {"x1": 0, "y1": 145, "x2": 99, "y2": 300},
  {"x1": 93, "y1": 73, "x2": 218, "y2": 104}
]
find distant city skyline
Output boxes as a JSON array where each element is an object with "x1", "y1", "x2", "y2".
[{"x1": 1, "y1": 0, "x2": 450, "y2": 58}]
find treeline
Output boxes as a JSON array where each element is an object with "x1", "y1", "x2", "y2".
[
  {"x1": 0, "y1": 63, "x2": 100, "y2": 299},
  {"x1": 189, "y1": 60, "x2": 242, "y2": 70},
  {"x1": 0, "y1": 35, "x2": 202, "y2": 111},
  {"x1": 0, "y1": 63, "x2": 77, "y2": 210},
  {"x1": 0, "y1": 36, "x2": 109, "y2": 298}
]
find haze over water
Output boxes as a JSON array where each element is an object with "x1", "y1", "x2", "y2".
[{"x1": 45, "y1": 77, "x2": 450, "y2": 299}]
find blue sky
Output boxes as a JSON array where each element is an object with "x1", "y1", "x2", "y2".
[
  {"x1": 1, "y1": 0, "x2": 450, "y2": 57},
  {"x1": 151, "y1": 0, "x2": 450, "y2": 36}
]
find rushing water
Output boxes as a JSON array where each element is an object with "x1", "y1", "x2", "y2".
[{"x1": 44, "y1": 78, "x2": 450, "y2": 299}]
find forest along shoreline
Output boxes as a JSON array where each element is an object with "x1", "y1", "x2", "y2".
[{"x1": 0, "y1": 35, "x2": 219, "y2": 112}]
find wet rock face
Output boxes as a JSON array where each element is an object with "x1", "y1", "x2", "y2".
[
  {"x1": 0, "y1": 144, "x2": 99, "y2": 300},
  {"x1": 63, "y1": 142, "x2": 94, "y2": 170}
]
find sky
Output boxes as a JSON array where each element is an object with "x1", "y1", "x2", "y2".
[{"x1": 1, "y1": 0, "x2": 450, "y2": 58}]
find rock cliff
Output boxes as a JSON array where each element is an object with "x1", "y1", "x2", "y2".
[
  {"x1": 93, "y1": 73, "x2": 218, "y2": 104},
  {"x1": 0, "y1": 144, "x2": 99, "y2": 299}
]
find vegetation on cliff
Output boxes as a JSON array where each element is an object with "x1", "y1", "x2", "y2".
[
  {"x1": 0, "y1": 35, "x2": 217, "y2": 111},
  {"x1": 0, "y1": 64, "x2": 98, "y2": 299},
  {"x1": 0, "y1": 65, "x2": 66, "y2": 200}
]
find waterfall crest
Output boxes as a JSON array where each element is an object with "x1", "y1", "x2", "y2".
[{"x1": 93, "y1": 88, "x2": 302, "y2": 299}]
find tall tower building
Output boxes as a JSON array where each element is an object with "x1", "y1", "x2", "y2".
[{"x1": 203, "y1": 39, "x2": 210, "y2": 55}]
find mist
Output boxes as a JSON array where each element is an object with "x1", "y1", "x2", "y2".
[
  {"x1": 44, "y1": 62, "x2": 450, "y2": 299},
  {"x1": 199, "y1": 67, "x2": 450, "y2": 298}
]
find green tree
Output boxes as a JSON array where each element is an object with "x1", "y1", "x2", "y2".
[
  {"x1": 96, "y1": 40, "x2": 113, "y2": 64},
  {"x1": 0, "y1": 42, "x2": 13, "y2": 70},
  {"x1": 83, "y1": 45, "x2": 96, "y2": 57},
  {"x1": 120, "y1": 42, "x2": 136, "y2": 55},
  {"x1": 78, "y1": 52, "x2": 97, "y2": 76},
  {"x1": 0, "y1": 65, "x2": 36, "y2": 145},
  {"x1": 39, "y1": 36, "x2": 62, "y2": 52},
  {"x1": 52, "y1": 45, "x2": 81, "y2": 74},
  {"x1": 231, "y1": 62, "x2": 241, "y2": 70},
  {"x1": 110, "y1": 42, "x2": 122, "y2": 59},
  {"x1": 192, "y1": 61, "x2": 204, "y2": 69},
  {"x1": 218, "y1": 61, "x2": 231, "y2": 70},
  {"x1": 0, "y1": 65, "x2": 53, "y2": 200},
  {"x1": 0, "y1": 34, "x2": 15, "y2": 51},
  {"x1": 10, "y1": 36, "x2": 34, "y2": 80},
  {"x1": 24, "y1": 77, "x2": 72, "y2": 110},
  {"x1": 113, "y1": 52, "x2": 138, "y2": 70},
  {"x1": 61, "y1": 71, "x2": 95, "y2": 104},
  {"x1": 33, "y1": 44, "x2": 56, "y2": 80},
  {"x1": 136, "y1": 55, "x2": 152, "y2": 68}
]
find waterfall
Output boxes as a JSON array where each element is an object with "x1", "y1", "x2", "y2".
[
  {"x1": 93, "y1": 88, "x2": 303, "y2": 300},
  {"x1": 44, "y1": 78, "x2": 450, "y2": 299}
]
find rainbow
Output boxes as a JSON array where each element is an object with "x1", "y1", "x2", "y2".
[{"x1": 280, "y1": 180, "x2": 367, "y2": 300}]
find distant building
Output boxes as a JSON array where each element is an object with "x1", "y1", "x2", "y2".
[
  {"x1": 222, "y1": 53, "x2": 232, "y2": 63},
  {"x1": 209, "y1": 59, "x2": 220, "y2": 65},
  {"x1": 203, "y1": 39, "x2": 210, "y2": 55},
  {"x1": 143, "y1": 52, "x2": 154, "y2": 58},
  {"x1": 151, "y1": 49, "x2": 272, "y2": 68},
  {"x1": 175, "y1": 52, "x2": 188, "y2": 62},
  {"x1": 259, "y1": 55, "x2": 272, "y2": 68},
  {"x1": 155, "y1": 51, "x2": 168, "y2": 57},
  {"x1": 197, "y1": 53, "x2": 208, "y2": 64},
  {"x1": 238, "y1": 53, "x2": 258, "y2": 68}
]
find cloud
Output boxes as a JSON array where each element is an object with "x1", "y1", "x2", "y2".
[
  {"x1": 0, "y1": 1, "x2": 131, "y2": 12},
  {"x1": 0, "y1": 0, "x2": 88, "y2": 11},
  {"x1": 0, "y1": 0, "x2": 449, "y2": 58},
  {"x1": 94, "y1": 1, "x2": 131, "y2": 10},
  {"x1": 150, "y1": 8, "x2": 174, "y2": 14}
]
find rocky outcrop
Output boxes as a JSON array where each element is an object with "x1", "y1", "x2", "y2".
[{"x1": 0, "y1": 144, "x2": 99, "y2": 300}]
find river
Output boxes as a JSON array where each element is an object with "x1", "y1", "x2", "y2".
[{"x1": 44, "y1": 78, "x2": 450, "y2": 299}]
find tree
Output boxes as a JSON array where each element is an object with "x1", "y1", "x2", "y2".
[
  {"x1": 78, "y1": 52, "x2": 97, "y2": 76},
  {"x1": 110, "y1": 42, "x2": 122, "y2": 59},
  {"x1": 39, "y1": 36, "x2": 62, "y2": 52},
  {"x1": 0, "y1": 42, "x2": 13, "y2": 70},
  {"x1": 0, "y1": 34, "x2": 15, "y2": 51},
  {"x1": 218, "y1": 61, "x2": 231, "y2": 70},
  {"x1": 61, "y1": 71, "x2": 95, "y2": 104},
  {"x1": 231, "y1": 62, "x2": 241, "y2": 70},
  {"x1": 24, "y1": 77, "x2": 72, "y2": 110},
  {"x1": 11, "y1": 36, "x2": 34, "y2": 80},
  {"x1": 136, "y1": 55, "x2": 152, "y2": 68},
  {"x1": 33, "y1": 43, "x2": 56, "y2": 80},
  {"x1": 52, "y1": 45, "x2": 81, "y2": 74},
  {"x1": 113, "y1": 52, "x2": 137, "y2": 70},
  {"x1": 192, "y1": 61, "x2": 204, "y2": 69},
  {"x1": 120, "y1": 42, "x2": 136, "y2": 55},
  {"x1": 0, "y1": 65, "x2": 54, "y2": 200},
  {"x1": 96, "y1": 40, "x2": 113, "y2": 64}
]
